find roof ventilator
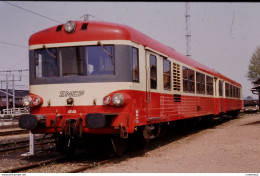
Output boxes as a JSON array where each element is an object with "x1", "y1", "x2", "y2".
[
  {"x1": 56, "y1": 25, "x2": 63, "y2": 32},
  {"x1": 81, "y1": 23, "x2": 88, "y2": 30}
]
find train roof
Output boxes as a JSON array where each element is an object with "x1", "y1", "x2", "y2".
[{"x1": 29, "y1": 21, "x2": 241, "y2": 87}]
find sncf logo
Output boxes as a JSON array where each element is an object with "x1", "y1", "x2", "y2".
[{"x1": 59, "y1": 90, "x2": 85, "y2": 97}]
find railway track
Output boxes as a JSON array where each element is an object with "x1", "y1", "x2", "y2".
[
  {"x1": 66, "y1": 159, "x2": 111, "y2": 173},
  {"x1": 2, "y1": 156, "x2": 66, "y2": 173},
  {"x1": 1, "y1": 115, "x2": 238, "y2": 173},
  {"x1": 2, "y1": 152, "x2": 113, "y2": 173},
  {"x1": 0, "y1": 124, "x2": 19, "y2": 129},
  {"x1": 0, "y1": 137, "x2": 55, "y2": 153},
  {"x1": 0, "y1": 129, "x2": 28, "y2": 136}
]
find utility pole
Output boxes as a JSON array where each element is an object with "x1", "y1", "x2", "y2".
[
  {"x1": 0, "y1": 69, "x2": 28, "y2": 114},
  {"x1": 185, "y1": 2, "x2": 192, "y2": 57},
  {"x1": 12, "y1": 74, "x2": 15, "y2": 112},
  {"x1": 5, "y1": 74, "x2": 8, "y2": 113}
]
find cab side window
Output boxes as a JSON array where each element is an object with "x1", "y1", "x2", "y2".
[
  {"x1": 132, "y1": 47, "x2": 139, "y2": 82},
  {"x1": 150, "y1": 54, "x2": 157, "y2": 89}
]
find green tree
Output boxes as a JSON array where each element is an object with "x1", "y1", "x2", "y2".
[
  {"x1": 247, "y1": 47, "x2": 260, "y2": 84},
  {"x1": 247, "y1": 47, "x2": 260, "y2": 110}
]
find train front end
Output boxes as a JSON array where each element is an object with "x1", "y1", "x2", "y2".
[{"x1": 18, "y1": 21, "x2": 141, "y2": 154}]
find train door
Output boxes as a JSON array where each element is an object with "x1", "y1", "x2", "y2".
[
  {"x1": 219, "y1": 80, "x2": 224, "y2": 113},
  {"x1": 145, "y1": 50, "x2": 159, "y2": 121},
  {"x1": 214, "y1": 77, "x2": 219, "y2": 115}
]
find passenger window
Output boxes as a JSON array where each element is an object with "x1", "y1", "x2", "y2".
[
  {"x1": 183, "y1": 67, "x2": 188, "y2": 92},
  {"x1": 225, "y1": 83, "x2": 229, "y2": 97},
  {"x1": 182, "y1": 66, "x2": 195, "y2": 93},
  {"x1": 132, "y1": 47, "x2": 139, "y2": 82},
  {"x1": 163, "y1": 59, "x2": 171, "y2": 90},
  {"x1": 206, "y1": 76, "x2": 213, "y2": 95},
  {"x1": 219, "y1": 80, "x2": 223, "y2": 96},
  {"x1": 230, "y1": 85, "x2": 233, "y2": 97},
  {"x1": 196, "y1": 72, "x2": 205, "y2": 94},
  {"x1": 150, "y1": 54, "x2": 157, "y2": 89},
  {"x1": 189, "y1": 69, "x2": 195, "y2": 93}
]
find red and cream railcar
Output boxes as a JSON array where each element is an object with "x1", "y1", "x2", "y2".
[{"x1": 19, "y1": 20, "x2": 242, "y2": 154}]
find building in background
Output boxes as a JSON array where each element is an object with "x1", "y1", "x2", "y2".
[{"x1": 0, "y1": 89, "x2": 29, "y2": 113}]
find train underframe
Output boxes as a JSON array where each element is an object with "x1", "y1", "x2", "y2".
[{"x1": 19, "y1": 109, "x2": 240, "y2": 156}]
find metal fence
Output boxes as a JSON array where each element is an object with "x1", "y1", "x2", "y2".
[{"x1": 0, "y1": 107, "x2": 29, "y2": 120}]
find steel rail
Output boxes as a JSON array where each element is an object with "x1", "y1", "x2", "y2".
[
  {"x1": 0, "y1": 136, "x2": 53, "y2": 148},
  {"x1": 0, "y1": 139, "x2": 55, "y2": 153},
  {"x1": 2, "y1": 156, "x2": 66, "y2": 173},
  {"x1": 0, "y1": 129, "x2": 28, "y2": 136},
  {"x1": 66, "y1": 159, "x2": 111, "y2": 173}
]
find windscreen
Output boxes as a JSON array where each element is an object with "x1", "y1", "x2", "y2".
[{"x1": 34, "y1": 45, "x2": 115, "y2": 78}]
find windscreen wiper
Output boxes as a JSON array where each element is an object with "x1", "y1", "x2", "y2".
[
  {"x1": 43, "y1": 45, "x2": 56, "y2": 58},
  {"x1": 97, "y1": 41, "x2": 113, "y2": 57}
]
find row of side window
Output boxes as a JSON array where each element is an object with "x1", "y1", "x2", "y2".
[
  {"x1": 150, "y1": 54, "x2": 171, "y2": 90},
  {"x1": 225, "y1": 82, "x2": 241, "y2": 98},
  {"x1": 183, "y1": 66, "x2": 213, "y2": 95},
  {"x1": 131, "y1": 48, "x2": 240, "y2": 99}
]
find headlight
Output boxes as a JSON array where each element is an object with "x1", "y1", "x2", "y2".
[
  {"x1": 22, "y1": 96, "x2": 32, "y2": 107},
  {"x1": 103, "y1": 96, "x2": 111, "y2": 105},
  {"x1": 112, "y1": 94, "x2": 124, "y2": 106},
  {"x1": 64, "y1": 21, "x2": 76, "y2": 33},
  {"x1": 32, "y1": 97, "x2": 42, "y2": 106}
]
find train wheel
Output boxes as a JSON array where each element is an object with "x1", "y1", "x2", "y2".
[
  {"x1": 111, "y1": 135, "x2": 127, "y2": 156},
  {"x1": 232, "y1": 110, "x2": 240, "y2": 118},
  {"x1": 55, "y1": 135, "x2": 75, "y2": 155}
]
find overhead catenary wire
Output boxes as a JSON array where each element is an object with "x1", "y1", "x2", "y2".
[
  {"x1": 3, "y1": 1, "x2": 62, "y2": 24},
  {"x1": 0, "y1": 42, "x2": 28, "y2": 48}
]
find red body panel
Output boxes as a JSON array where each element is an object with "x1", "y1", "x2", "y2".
[{"x1": 31, "y1": 90, "x2": 242, "y2": 135}]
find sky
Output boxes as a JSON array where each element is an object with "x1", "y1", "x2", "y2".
[{"x1": 0, "y1": 1, "x2": 260, "y2": 99}]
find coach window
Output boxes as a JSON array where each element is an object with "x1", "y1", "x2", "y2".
[
  {"x1": 150, "y1": 54, "x2": 157, "y2": 89},
  {"x1": 234, "y1": 86, "x2": 236, "y2": 98},
  {"x1": 189, "y1": 69, "x2": 195, "y2": 93},
  {"x1": 225, "y1": 83, "x2": 229, "y2": 97},
  {"x1": 196, "y1": 72, "x2": 205, "y2": 94},
  {"x1": 132, "y1": 47, "x2": 139, "y2": 82},
  {"x1": 230, "y1": 85, "x2": 233, "y2": 98},
  {"x1": 206, "y1": 76, "x2": 213, "y2": 95},
  {"x1": 183, "y1": 67, "x2": 188, "y2": 92},
  {"x1": 85, "y1": 45, "x2": 115, "y2": 75},
  {"x1": 163, "y1": 58, "x2": 171, "y2": 90},
  {"x1": 182, "y1": 66, "x2": 195, "y2": 93},
  {"x1": 219, "y1": 80, "x2": 223, "y2": 96},
  {"x1": 235, "y1": 86, "x2": 237, "y2": 98}
]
